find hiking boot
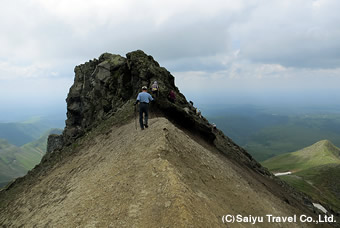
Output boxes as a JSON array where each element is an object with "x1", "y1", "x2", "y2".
[
  {"x1": 141, "y1": 127, "x2": 144, "y2": 130},
  {"x1": 144, "y1": 124, "x2": 148, "y2": 128}
]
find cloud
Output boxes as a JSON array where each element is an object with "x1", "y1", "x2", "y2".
[
  {"x1": 0, "y1": 0, "x2": 252, "y2": 63},
  {"x1": 174, "y1": 63, "x2": 340, "y2": 94},
  {"x1": 231, "y1": 0, "x2": 340, "y2": 68},
  {"x1": 2, "y1": 0, "x2": 339, "y2": 70},
  {"x1": 0, "y1": 0, "x2": 339, "y2": 117}
]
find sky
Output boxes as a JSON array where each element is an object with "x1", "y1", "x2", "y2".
[{"x1": 0, "y1": 0, "x2": 340, "y2": 121}]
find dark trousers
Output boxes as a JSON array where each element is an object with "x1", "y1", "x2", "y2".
[
  {"x1": 152, "y1": 90, "x2": 159, "y2": 97},
  {"x1": 139, "y1": 103, "x2": 149, "y2": 129}
]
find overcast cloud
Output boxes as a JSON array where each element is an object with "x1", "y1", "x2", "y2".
[{"x1": 0, "y1": 0, "x2": 339, "y2": 121}]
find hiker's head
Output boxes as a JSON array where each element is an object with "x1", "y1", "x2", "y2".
[{"x1": 142, "y1": 86, "x2": 147, "y2": 91}]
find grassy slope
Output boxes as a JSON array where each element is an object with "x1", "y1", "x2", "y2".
[
  {"x1": 280, "y1": 164, "x2": 340, "y2": 212},
  {"x1": 0, "y1": 129, "x2": 62, "y2": 188},
  {"x1": 262, "y1": 140, "x2": 340, "y2": 212},
  {"x1": 262, "y1": 140, "x2": 340, "y2": 171},
  {"x1": 0, "y1": 116, "x2": 62, "y2": 146},
  {"x1": 0, "y1": 139, "x2": 27, "y2": 185},
  {"x1": 18, "y1": 129, "x2": 62, "y2": 169}
]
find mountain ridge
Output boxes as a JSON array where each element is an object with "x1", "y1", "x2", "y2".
[
  {"x1": 0, "y1": 117, "x2": 327, "y2": 227},
  {"x1": 262, "y1": 140, "x2": 340, "y2": 214},
  {"x1": 1, "y1": 50, "x2": 338, "y2": 227},
  {"x1": 262, "y1": 139, "x2": 340, "y2": 173}
]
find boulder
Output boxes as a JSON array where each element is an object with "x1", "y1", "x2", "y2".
[{"x1": 46, "y1": 134, "x2": 64, "y2": 153}]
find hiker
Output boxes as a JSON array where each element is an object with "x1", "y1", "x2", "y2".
[
  {"x1": 168, "y1": 90, "x2": 176, "y2": 103},
  {"x1": 212, "y1": 123, "x2": 217, "y2": 130},
  {"x1": 196, "y1": 108, "x2": 202, "y2": 118},
  {"x1": 134, "y1": 86, "x2": 154, "y2": 130},
  {"x1": 151, "y1": 81, "x2": 159, "y2": 97},
  {"x1": 188, "y1": 100, "x2": 195, "y2": 111}
]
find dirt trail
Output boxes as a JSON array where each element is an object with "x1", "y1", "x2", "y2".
[{"x1": 0, "y1": 118, "x2": 325, "y2": 227}]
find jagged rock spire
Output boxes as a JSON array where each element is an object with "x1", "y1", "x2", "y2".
[{"x1": 62, "y1": 50, "x2": 212, "y2": 146}]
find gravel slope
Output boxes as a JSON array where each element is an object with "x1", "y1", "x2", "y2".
[{"x1": 0, "y1": 118, "x2": 326, "y2": 227}]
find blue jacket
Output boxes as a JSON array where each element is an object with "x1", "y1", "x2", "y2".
[{"x1": 136, "y1": 92, "x2": 154, "y2": 103}]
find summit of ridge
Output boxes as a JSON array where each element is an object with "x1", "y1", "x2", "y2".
[{"x1": 61, "y1": 50, "x2": 214, "y2": 146}]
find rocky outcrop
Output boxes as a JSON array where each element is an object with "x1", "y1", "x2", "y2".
[
  {"x1": 63, "y1": 53, "x2": 131, "y2": 144},
  {"x1": 60, "y1": 51, "x2": 268, "y2": 174},
  {"x1": 46, "y1": 134, "x2": 63, "y2": 153},
  {"x1": 46, "y1": 50, "x2": 274, "y2": 178},
  {"x1": 51, "y1": 50, "x2": 215, "y2": 147}
]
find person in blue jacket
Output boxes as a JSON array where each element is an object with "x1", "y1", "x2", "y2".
[{"x1": 134, "y1": 86, "x2": 154, "y2": 130}]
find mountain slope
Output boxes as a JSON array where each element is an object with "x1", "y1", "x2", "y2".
[
  {"x1": 262, "y1": 140, "x2": 340, "y2": 213},
  {"x1": 0, "y1": 50, "x2": 337, "y2": 227},
  {"x1": 0, "y1": 129, "x2": 62, "y2": 188},
  {"x1": 18, "y1": 128, "x2": 63, "y2": 169},
  {"x1": 262, "y1": 140, "x2": 340, "y2": 172},
  {"x1": 0, "y1": 139, "x2": 26, "y2": 187},
  {"x1": 0, "y1": 118, "x2": 325, "y2": 227},
  {"x1": 0, "y1": 116, "x2": 63, "y2": 146}
]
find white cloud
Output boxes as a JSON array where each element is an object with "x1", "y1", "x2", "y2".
[
  {"x1": 231, "y1": 0, "x2": 340, "y2": 68},
  {"x1": 2, "y1": 0, "x2": 339, "y2": 68},
  {"x1": 0, "y1": 0, "x2": 339, "y2": 115},
  {"x1": 0, "y1": 61, "x2": 52, "y2": 79},
  {"x1": 175, "y1": 62, "x2": 340, "y2": 94}
]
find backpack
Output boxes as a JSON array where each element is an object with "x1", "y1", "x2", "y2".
[{"x1": 152, "y1": 83, "x2": 158, "y2": 91}]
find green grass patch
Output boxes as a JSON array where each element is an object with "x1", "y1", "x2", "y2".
[{"x1": 279, "y1": 165, "x2": 340, "y2": 212}]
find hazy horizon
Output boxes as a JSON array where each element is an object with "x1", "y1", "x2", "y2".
[{"x1": 1, "y1": 88, "x2": 339, "y2": 123}]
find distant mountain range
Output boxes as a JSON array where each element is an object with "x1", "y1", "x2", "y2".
[
  {"x1": 0, "y1": 128, "x2": 63, "y2": 188},
  {"x1": 205, "y1": 105, "x2": 340, "y2": 161},
  {"x1": 262, "y1": 140, "x2": 340, "y2": 213},
  {"x1": 0, "y1": 116, "x2": 64, "y2": 146}
]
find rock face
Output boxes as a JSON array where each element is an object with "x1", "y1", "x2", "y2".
[
  {"x1": 55, "y1": 50, "x2": 215, "y2": 147},
  {"x1": 46, "y1": 134, "x2": 63, "y2": 153}
]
